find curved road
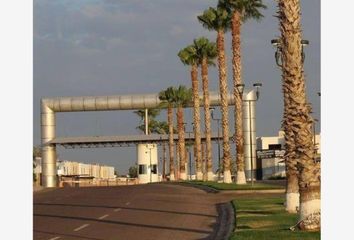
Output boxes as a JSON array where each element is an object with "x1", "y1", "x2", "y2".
[{"x1": 34, "y1": 183, "x2": 230, "y2": 240}]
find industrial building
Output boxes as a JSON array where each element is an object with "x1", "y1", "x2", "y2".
[
  {"x1": 256, "y1": 131, "x2": 321, "y2": 179},
  {"x1": 34, "y1": 157, "x2": 116, "y2": 180}
]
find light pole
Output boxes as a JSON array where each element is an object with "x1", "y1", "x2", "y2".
[
  {"x1": 236, "y1": 83, "x2": 262, "y2": 186},
  {"x1": 145, "y1": 144, "x2": 154, "y2": 183},
  {"x1": 184, "y1": 122, "x2": 193, "y2": 180},
  {"x1": 271, "y1": 38, "x2": 309, "y2": 68},
  {"x1": 210, "y1": 107, "x2": 221, "y2": 181}
]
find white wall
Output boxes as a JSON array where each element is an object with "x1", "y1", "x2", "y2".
[{"x1": 137, "y1": 144, "x2": 158, "y2": 184}]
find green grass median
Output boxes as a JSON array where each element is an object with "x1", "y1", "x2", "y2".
[
  {"x1": 230, "y1": 197, "x2": 320, "y2": 240},
  {"x1": 185, "y1": 181, "x2": 284, "y2": 190}
]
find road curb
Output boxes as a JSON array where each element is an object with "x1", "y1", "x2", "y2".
[
  {"x1": 206, "y1": 201, "x2": 235, "y2": 240},
  {"x1": 168, "y1": 183, "x2": 235, "y2": 239},
  {"x1": 219, "y1": 189, "x2": 285, "y2": 194},
  {"x1": 175, "y1": 182, "x2": 285, "y2": 194}
]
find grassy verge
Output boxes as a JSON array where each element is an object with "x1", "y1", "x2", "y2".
[
  {"x1": 230, "y1": 197, "x2": 320, "y2": 240},
  {"x1": 185, "y1": 181, "x2": 284, "y2": 191}
]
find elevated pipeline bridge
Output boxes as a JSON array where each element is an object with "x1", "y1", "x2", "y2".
[
  {"x1": 47, "y1": 133, "x2": 234, "y2": 149},
  {"x1": 40, "y1": 90, "x2": 257, "y2": 187}
]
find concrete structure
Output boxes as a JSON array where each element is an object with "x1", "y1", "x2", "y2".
[
  {"x1": 78, "y1": 163, "x2": 91, "y2": 176},
  {"x1": 256, "y1": 131, "x2": 321, "y2": 179},
  {"x1": 137, "y1": 144, "x2": 158, "y2": 183}
]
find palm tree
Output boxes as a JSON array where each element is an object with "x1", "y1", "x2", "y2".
[
  {"x1": 159, "y1": 87, "x2": 177, "y2": 181},
  {"x1": 278, "y1": 0, "x2": 320, "y2": 230},
  {"x1": 218, "y1": 0, "x2": 266, "y2": 184},
  {"x1": 198, "y1": 7, "x2": 233, "y2": 183},
  {"x1": 134, "y1": 108, "x2": 161, "y2": 134},
  {"x1": 178, "y1": 46, "x2": 203, "y2": 180},
  {"x1": 173, "y1": 85, "x2": 193, "y2": 180},
  {"x1": 193, "y1": 37, "x2": 218, "y2": 181}
]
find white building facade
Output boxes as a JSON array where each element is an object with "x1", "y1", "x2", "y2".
[
  {"x1": 256, "y1": 131, "x2": 321, "y2": 179},
  {"x1": 35, "y1": 158, "x2": 116, "y2": 180}
]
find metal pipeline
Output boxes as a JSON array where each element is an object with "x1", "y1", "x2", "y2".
[
  {"x1": 40, "y1": 92, "x2": 236, "y2": 187},
  {"x1": 41, "y1": 91, "x2": 233, "y2": 112}
]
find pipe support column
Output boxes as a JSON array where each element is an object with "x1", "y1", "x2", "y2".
[
  {"x1": 242, "y1": 90, "x2": 257, "y2": 181},
  {"x1": 41, "y1": 100, "x2": 57, "y2": 187}
]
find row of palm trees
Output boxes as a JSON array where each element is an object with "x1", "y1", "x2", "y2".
[
  {"x1": 159, "y1": 0, "x2": 267, "y2": 184},
  {"x1": 159, "y1": 86, "x2": 192, "y2": 180},
  {"x1": 156, "y1": 0, "x2": 319, "y2": 231}
]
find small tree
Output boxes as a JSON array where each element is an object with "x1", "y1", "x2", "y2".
[{"x1": 128, "y1": 166, "x2": 138, "y2": 178}]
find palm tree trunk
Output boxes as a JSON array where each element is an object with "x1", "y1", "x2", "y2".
[
  {"x1": 201, "y1": 58, "x2": 213, "y2": 181},
  {"x1": 217, "y1": 29, "x2": 232, "y2": 183},
  {"x1": 283, "y1": 90, "x2": 299, "y2": 213},
  {"x1": 177, "y1": 106, "x2": 187, "y2": 180},
  {"x1": 168, "y1": 106, "x2": 175, "y2": 181},
  {"x1": 191, "y1": 64, "x2": 203, "y2": 180},
  {"x1": 231, "y1": 11, "x2": 246, "y2": 184},
  {"x1": 279, "y1": 0, "x2": 320, "y2": 230},
  {"x1": 201, "y1": 141, "x2": 206, "y2": 181},
  {"x1": 176, "y1": 143, "x2": 180, "y2": 179},
  {"x1": 162, "y1": 141, "x2": 167, "y2": 181}
]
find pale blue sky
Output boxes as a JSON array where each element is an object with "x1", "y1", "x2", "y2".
[{"x1": 33, "y1": 0, "x2": 320, "y2": 174}]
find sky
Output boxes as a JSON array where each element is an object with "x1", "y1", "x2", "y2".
[{"x1": 33, "y1": 0, "x2": 320, "y2": 175}]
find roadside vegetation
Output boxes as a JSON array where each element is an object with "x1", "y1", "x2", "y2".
[{"x1": 229, "y1": 197, "x2": 320, "y2": 240}]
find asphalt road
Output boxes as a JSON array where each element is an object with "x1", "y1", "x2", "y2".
[{"x1": 34, "y1": 183, "x2": 230, "y2": 240}]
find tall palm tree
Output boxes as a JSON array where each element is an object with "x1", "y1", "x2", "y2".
[
  {"x1": 278, "y1": 0, "x2": 320, "y2": 230},
  {"x1": 193, "y1": 37, "x2": 218, "y2": 181},
  {"x1": 218, "y1": 0, "x2": 266, "y2": 184},
  {"x1": 173, "y1": 85, "x2": 193, "y2": 180},
  {"x1": 178, "y1": 46, "x2": 203, "y2": 180},
  {"x1": 159, "y1": 87, "x2": 177, "y2": 181},
  {"x1": 198, "y1": 7, "x2": 233, "y2": 183}
]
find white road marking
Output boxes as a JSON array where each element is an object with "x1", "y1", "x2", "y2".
[
  {"x1": 98, "y1": 214, "x2": 109, "y2": 220},
  {"x1": 48, "y1": 237, "x2": 61, "y2": 240},
  {"x1": 125, "y1": 202, "x2": 130, "y2": 205},
  {"x1": 114, "y1": 208, "x2": 121, "y2": 212},
  {"x1": 73, "y1": 224, "x2": 90, "y2": 232}
]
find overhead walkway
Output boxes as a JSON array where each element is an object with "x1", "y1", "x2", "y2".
[{"x1": 46, "y1": 133, "x2": 234, "y2": 149}]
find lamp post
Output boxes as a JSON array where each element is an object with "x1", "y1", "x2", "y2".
[
  {"x1": 210, "y1": 107, "x2": 221, "y2": 181},
  {"x1": 145, "y1": 144, "x2": 154, "y2": 183},
  {"x1": 271, "y1": 38, "x2": 309, "y2": 68},
  {"x1": 236, "y1": 83, "x2": 262, "y2": 186},
  {"x1": 184, "y1": 122, "x2": 193, "y2": 180}
]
